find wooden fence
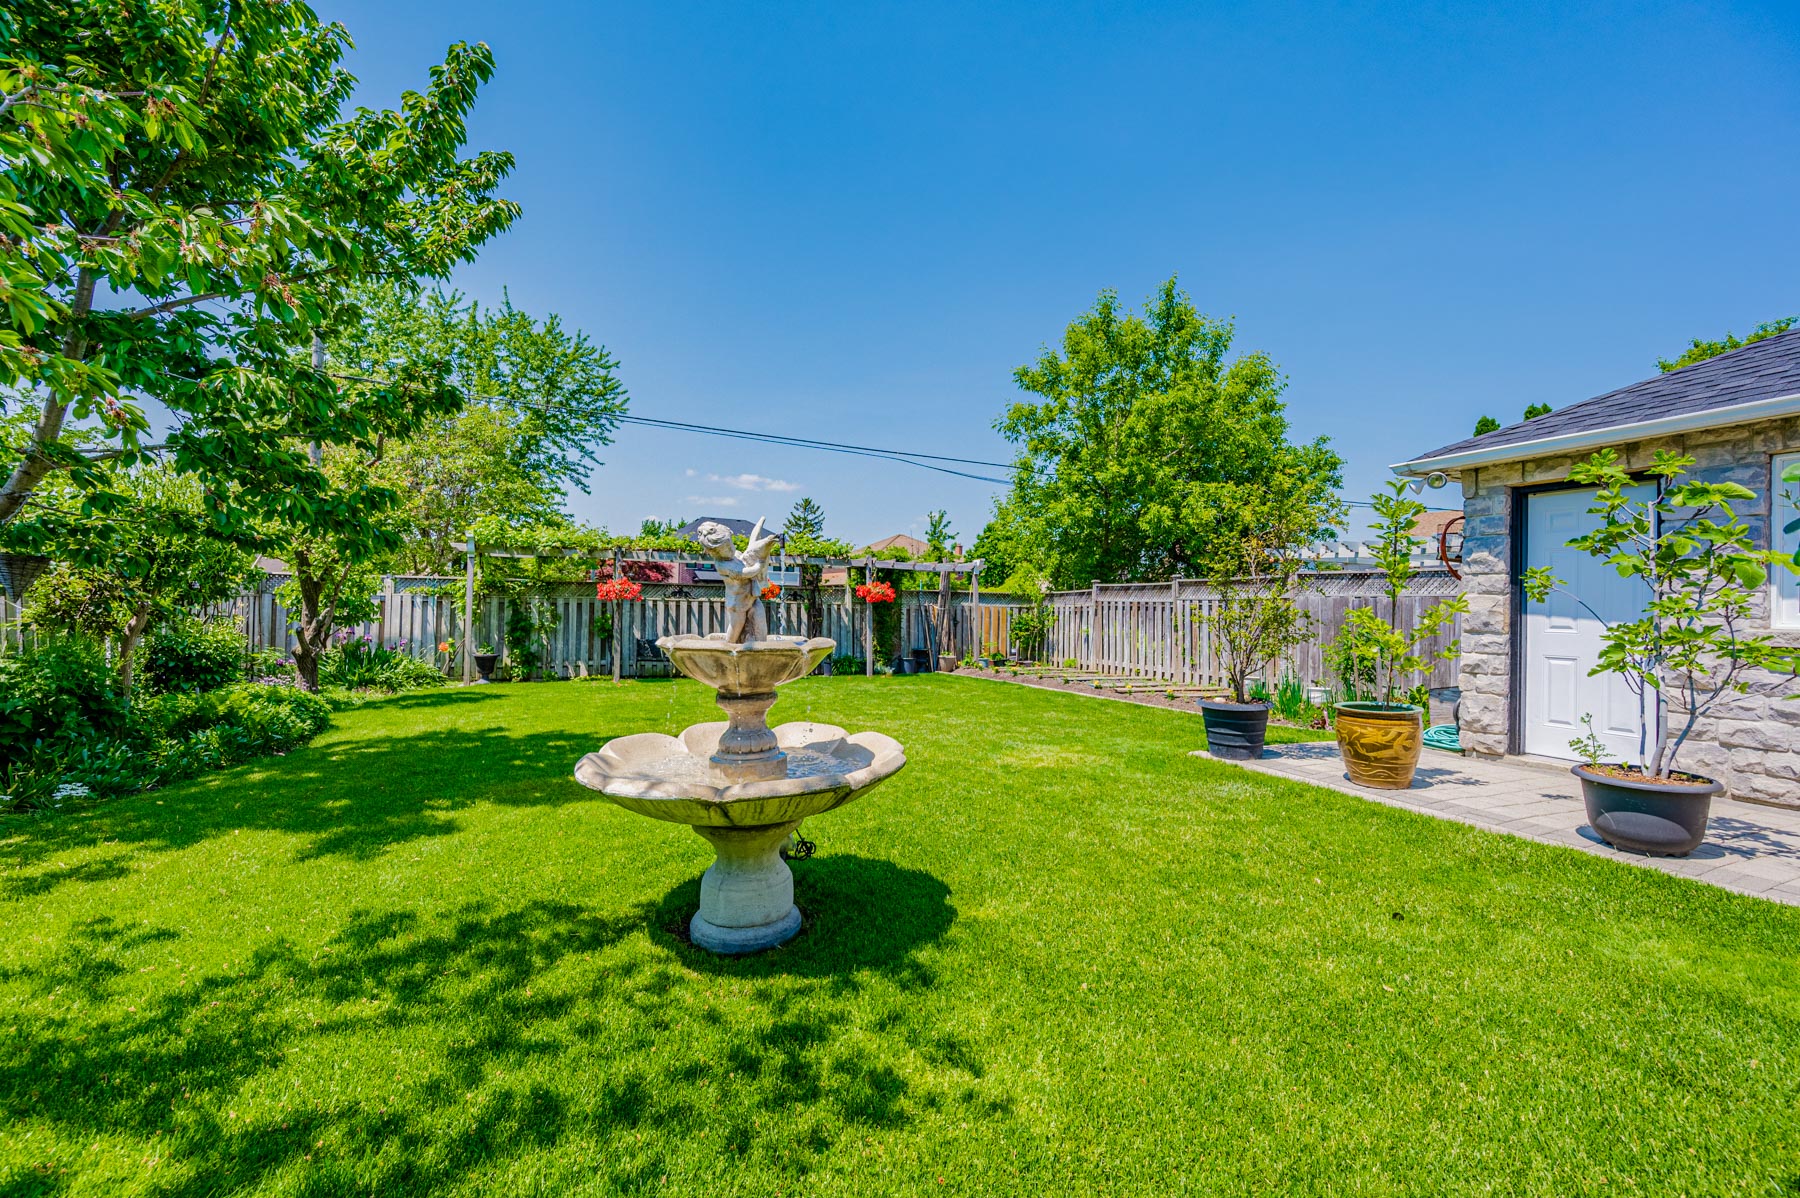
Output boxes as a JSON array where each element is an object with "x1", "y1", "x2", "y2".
[
  {"x1": 234, "y1": 578, "x2": 1024, "y2": 678},
  {"x1": 6, "y1": 568, "x2": 1462, "y2": 692},
  {"x1": 1042, "y1": 569, "x2": 1464, "y2": 690}
]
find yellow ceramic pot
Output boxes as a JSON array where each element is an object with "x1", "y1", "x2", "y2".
[{"x1": 1334, "y1": 702, "x2": 1423, "y2": 790}]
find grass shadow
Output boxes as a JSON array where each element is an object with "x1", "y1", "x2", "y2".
[
  {"x1": 0, "y1": 870, "x2": 975, "y2": 1195},
  {"x1": 644, "y1": 854, "x2": 957, "y2": 986},
  {"x1": 0, "y1": 724, "x2": 616, "y2": 885}
]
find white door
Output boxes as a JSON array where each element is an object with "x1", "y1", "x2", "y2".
[{"x1": 1522, "y1": 486, "x2": 1655, "y2": 762}]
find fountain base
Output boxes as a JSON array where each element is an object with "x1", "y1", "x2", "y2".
[{"x1": 689, "y1": 821, "x2": 804, "y2": 953}]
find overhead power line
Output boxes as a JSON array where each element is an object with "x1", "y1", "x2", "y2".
[{"x1": 616, "y1": 414, "x2": 1016, "y2": 484}]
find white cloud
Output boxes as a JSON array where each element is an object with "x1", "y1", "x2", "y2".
[
  {"x1": 708, "y1": 472, "x2": 800, "y2": 493},
  {"x1": 684, "y1": 468, "x2": 697, "y2": 477},
  {"x1": 685, "y1": 495, "x2": 742, "y2": 508}
]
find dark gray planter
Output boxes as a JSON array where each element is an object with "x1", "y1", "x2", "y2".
[
  {"x1": 1573, "y1": 764, "x2": 1721, "y2": 856},
  {"x1": 1199, "y1": 699, "x2": 1271, "y2": 760},
  {"x1": 473, "y1": 653, "x2": 498, "y2": 682}
]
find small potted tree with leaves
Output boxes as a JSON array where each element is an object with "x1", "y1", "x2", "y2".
[
  {"x1": 1195, "y1": 492, "x2": 1333, "y2": 760},
  {"x1": 1333, "y1": 482, "x2": 1468, "y2": 788},
  {"x1": 1523, "y1": 449, "x2": 1800, "y2": 855}
]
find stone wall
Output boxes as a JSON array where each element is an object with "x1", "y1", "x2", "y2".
[{"x1": 1452, "y1": 414, "x2": 1800, "y2": 809}]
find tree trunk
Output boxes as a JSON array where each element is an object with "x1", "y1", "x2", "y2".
[
  {"x1": 289, "y1": 549, "x2": 348, "y2": 693},
  {"x1": 0, "y1": 267, "x2": 101, "y2": 527},
  {"x1": 116, "y1": 602, "x2": 154, "y2": 699}
]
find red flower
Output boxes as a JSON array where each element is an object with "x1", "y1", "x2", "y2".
[
  {"x1": 596, "y1": 578, "x2": 643, "y2": 602},
  {"x1": 760, "y1": 582, "x2": 782, "y2": 600},
  {"x1": 855, "y1": 581, "x2": 896, "y2": 604}
]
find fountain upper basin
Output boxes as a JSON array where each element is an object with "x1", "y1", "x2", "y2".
[
  {"x1": 574, "y1": 721, "x2": 905, "y2": 828},
  {"x1": 655, "y1": 634, "x2": 834, "y2": 696}
]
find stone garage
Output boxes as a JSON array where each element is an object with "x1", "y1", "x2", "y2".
[{"x1": 1393, "y1": 330, "x2": 1800, "y2": 808}]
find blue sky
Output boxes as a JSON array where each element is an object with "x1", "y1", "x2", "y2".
[{"x1": 323, "y1": 0, "x2": 1800, "y2": 547}]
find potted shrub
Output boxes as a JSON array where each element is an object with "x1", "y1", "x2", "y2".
[
  {"x1": 473, "y1": 642, "x2": 499, "y2": 682},
  {"x1": 1194, "y1": 484, "x2": 1344, "y2": 760},
  {"x1": 1334, "y1": 482, "x2": 1468, "y2": 789},
  {"x1": 1523, "y1": 449, "x2": 1800, "y2": 855},
  {"x1": 1195, "y1": 576, "x2": 1311, "y2": 760}
]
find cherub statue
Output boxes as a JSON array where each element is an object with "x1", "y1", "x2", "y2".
[{"x1": 695, "y1": 518, "x2": 781, "y2": 643}]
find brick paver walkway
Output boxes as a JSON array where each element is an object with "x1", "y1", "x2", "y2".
[{"x1": 1234, "y1": 742, "x2": 1800, "y2": 905}]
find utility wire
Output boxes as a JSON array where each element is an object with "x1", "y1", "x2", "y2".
[{"x1": 616, "y1": 415, "x2": 1015, "y2": 484}]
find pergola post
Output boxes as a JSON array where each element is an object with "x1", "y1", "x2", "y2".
[
  {"x1": 864, "y1": 557, "x2": 875, "y2": 676},
  {"x1": 461, "y1": 532, "x2": 475, "y2": 684},
  {"x1": 970, "y1": 560, "x2": 982, "y2": 660},
  {"x1": 611, "y1": 546, "x2": 623, "y2": 683}
]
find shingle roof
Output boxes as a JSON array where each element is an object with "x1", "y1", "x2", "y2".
[{"x1": 1409, "y1": 327, "x2": 1800, "y2": 463}]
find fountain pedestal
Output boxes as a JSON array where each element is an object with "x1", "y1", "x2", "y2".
[
  {"x1": 690, "y1": 820, "x2": 804, "y2": 952},
  {"x1": 711, "y1": 691, "x2": 786, "y2": 782}
]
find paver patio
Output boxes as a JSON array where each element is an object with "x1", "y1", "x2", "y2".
[{"x1": 1232, "y1": 742, "x2": 1800, "y2": 905}]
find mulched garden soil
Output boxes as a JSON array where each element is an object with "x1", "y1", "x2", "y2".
[
  {"x1": 1580, "y1": 763, "x2": 1716, "y2": 787},
  {"x1": 947, "y1": 667, "x2": 1336, "y2": 731}
]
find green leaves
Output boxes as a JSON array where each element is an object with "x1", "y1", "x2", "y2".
[
  {"x1": 997, "y1": 277, "x2": 1343, "y2": 587},
  {"x1": 1545, "y1": 448, "x2": 1800, "y2": 776},
  {"x1": 0, "y1": 7, "x2": 517, "y2": 552}
]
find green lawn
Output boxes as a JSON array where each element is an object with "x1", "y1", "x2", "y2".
[{"x1": 2, "y1": 677, "x2": 1797, "y2": 1197}]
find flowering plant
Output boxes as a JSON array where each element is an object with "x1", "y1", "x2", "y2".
[
  {"x1": 596, "y1": 578, "x2": 643, "y2": 602},
  {"x1": 855, "y1": 581, "x2": 896, "y2": 604},
  {"x1": 760, "y1": 582, "x2": 782, "y2": 600}
]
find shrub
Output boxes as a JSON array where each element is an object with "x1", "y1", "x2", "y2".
[
  {"x1": 144, "y1": 684, "x2": 331, "y2": 785},
  {"x1": 142, "y1": 618, "x2": 246, "y2": 695},
  {"x1": 320, "y1": 637, "x2": 447, "y2": 692},
  {"x1": 0, "y1": 635, "x2": 128, "y2": 754}
]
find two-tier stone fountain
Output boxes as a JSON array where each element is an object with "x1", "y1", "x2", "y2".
[{"x1": 575, "y1": 517, "x2": 906, "y2": 954}]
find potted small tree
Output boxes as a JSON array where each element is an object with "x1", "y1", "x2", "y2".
[
  {"x1": 1523, "y1": 449, "x2": 1800, "y2": 855},
  {"x1": 1196, "y1": 573, "x2": 1311, "y2": 759},
  {"x1": 1195, "y1": 488, "x2": 1338, "y2": 760},
  {"x1": 1333, "y1": 482, "x2": 1468, "y2": 788}
]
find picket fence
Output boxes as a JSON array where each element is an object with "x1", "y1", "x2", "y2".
[
  {"x1": 1044, "y1": 569, "x2": 1465, "y2": 690},
  {"x1": 5, "y1": 568, "x2": 1462, "y2": 693},
  {"x1": 236, "y1": 578, "x2": 1023, "y2": 678}
]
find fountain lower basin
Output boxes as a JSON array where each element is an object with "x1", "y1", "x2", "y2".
[{"x1": 574, "y1": 636, "x2": 905, "y2": 955}]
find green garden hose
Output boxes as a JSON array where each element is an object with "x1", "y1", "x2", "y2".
[{"x1": 1423, "y1": 724, "x2": 1463, "y2": 754}]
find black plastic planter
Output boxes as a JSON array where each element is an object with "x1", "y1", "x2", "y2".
[
  {"x1": 473, "y1": 653, "x2": 498, "y2": 682},
  {"x1": 1573, "y1": 764, "x2": 1721, "y2": 856},
  {"x1": 1199, "y1": 699, "x2": 1271, "y2": 760}
]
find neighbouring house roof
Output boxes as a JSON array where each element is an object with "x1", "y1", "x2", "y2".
[
  {"x1": 675, "y1": 517, "x2": 784, "y2": 542},
  {"x1": 862, "y1": 533, "x2": 928, "y2": 556},
  {"x1": 1409, "y1": 510, "x2": 1463, "y2": 541},
  {"x1": 1393, "y1": 328, "x2": 1800, "y2": 475}
]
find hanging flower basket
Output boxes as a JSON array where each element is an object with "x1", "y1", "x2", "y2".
[
  {"x1": 0, "y1": 552, "x2": 50, "y2": 602},
  {"x1": 760, "y1": 582, "x2": 782, "y2": 600},
  {"x1": 596, "y1": 578, "x2": 643, "y2": 602},
  {"x1": 854, "y1": 581, "x2": 896, "y2": 604}
]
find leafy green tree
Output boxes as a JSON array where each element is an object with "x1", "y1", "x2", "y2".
[
  {"x1": 26, "y1": 467, "x2": 255, "y2": 693},
  {"x1": 997, "y1": 278, "x2": 1343, "y2": 587},
  {"x1": 1472, "y1": 415, "x2": 1501, "y2": 436},
  {"x1": 324, "y1": 282, "x2": 627, "y2": 574},
  {"x1": 0, "y1": 5, "x2": 517, "y2": 574},
  {"x1": 1658, "y1": 317, "x2": 1797, "y2": 373},
  {"x1": 971, "y1": 496, "x2": 1040, "y2": 591},
  {"x1": 1523, "y1": 402, "x2": 1552, "y2": 420}
]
